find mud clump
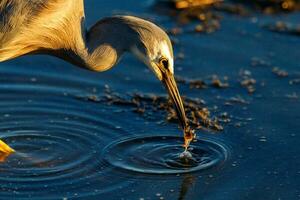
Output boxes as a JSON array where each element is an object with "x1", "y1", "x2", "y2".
[
  {"x1": 176, "y1": 75, "x2": 229, "y2": 89},
  {"x1": 224, "y1": 96, "x2": 250, "y2": 106},
  {"x1": 211, "y1": 75, "x2": 229, "y2": 88},
  {"x1": 239, "y1": 70, "x2": 256, "y2": 94},
  {"x1": 155, "y1": 0, "x2": 223, "y2": 34},
  {"x1": 289, "y1": 79, "x2": 300, "y2": 85},
  {"x1": 272, "y1": 67, "x2": 289, "y2": 77},
  {"x1": 131, "y1": 93, "x2": 224, "y2": 131},
  {"x1": 156, "y1": 0, "x2": 300, "y2": 38},
  {"x1": 77, "y1": 85, "x2": 224, "y2": 132},
  {"x1": 265, "y1": 21, "x2": 300, "y2": 36},
  {"x1": 251, "y1": 57, "x2": 272, "y2": 67},
  {"x1": 285, "y1": 92, "x2": 299, "y2": 99},
  {"x1": 174, "y1": 0, "x2": 222, "y2": 9},
  {"x1": 232, "y1": 0, "x2": 300, "y2": 13}
]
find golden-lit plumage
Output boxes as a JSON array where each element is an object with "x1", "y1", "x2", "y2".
[
  {"x1": 0, "y1": 0, "x2": 85, "y2": 63},
  {"x1": 0, "y1": 0, "x2": 174, "y2": 73},
  {"x1": 0, "y1": 0, "x2": 190, "y2": 154}
]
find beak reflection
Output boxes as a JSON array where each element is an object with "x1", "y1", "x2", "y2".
[{"x1": 162, "y1": 71, "x2": 187, "y2": 130}]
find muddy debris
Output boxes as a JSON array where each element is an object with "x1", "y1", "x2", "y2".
[
  {"x1": 169, "y1": 27, "x2": 183, "y2": 35},
  {"x1": 165, "y1": 95, "x2": 224, "y2": 131},
  {"x1": 157, "y1": 0, "x2": 300, "y2": 38},
  {"x1": 176, "y1": 52, "x2": 186, "y2": 60},
  {"x1": 174, "y1": 0, "x2": 222, "y2": 9},
  {"x1": 289, "y1": 79, "x2": 300, "y2": 85},
  {"x1": 163, "y1": 0, "x2": 249, "y2": 16},
  {"x1": 77, "y1": 86, "x2": 225, "y2": 132},
  {"x1": 156, "y1": 0, "x2": 223, "y2": 34},
  {"x1": 232, "y1": 0, "x2": 300, "y2": 13},
  {"x1": 174, "y1": 9, "x2": 221, "y2": 34},
  {"x1": 265, "y1": 21, "x2": 300, "y2": 36},
  {"x1": 194, "y1": 18, "x2": 221, "y2": 33},
  {"x1": 239, "y1": 70, "x2": 257, "y2": 94},
  {"x1": 223, "y1": 95, "x2": 250, "y2": 106},
  {"x1": 211, "y1": 75, "x2": 229, "y2": 88},
  {"x1": 272, "y1": 67, "x2": 289, "y2": 77},
  {"x1": 251, "y1": 57, "x2": 272, "y2": 67},
  {"x1": 213, "y1": 2, "x2": 250, "y2": 15},
  {"x1": 176, "y1": 76, "x2": 207, "y2": 89},
  {"x1": 176, "y1": 75, "x2": 229, "y2": 89},
  {"x1": 285, "y1": 92, "x2": 299, "y2": 99},
  {"x1": 189, "y1": 79, "x2": 208, "y2": 89}
]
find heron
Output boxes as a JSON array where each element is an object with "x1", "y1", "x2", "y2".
[{"x1": 0, "y1": 0, "x2": 193, "y2": 154}]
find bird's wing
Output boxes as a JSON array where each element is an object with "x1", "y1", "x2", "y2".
[
  {"x1": 0, "y1": 0, "x2": 52, "y2": 46},
  {"x1": 0, "y1": 0, "x2": 85, "y2": 59},
  {"x1": 1, "y1": 1, "x2": 24, "y2": 45}
]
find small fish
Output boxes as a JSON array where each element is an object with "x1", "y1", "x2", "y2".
[{"x1": 0, "y1": 139, "x2": 15, "y2": 154}]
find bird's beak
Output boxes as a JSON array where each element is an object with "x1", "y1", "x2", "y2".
[{"x1": 162, "y1": 70, "x2": 188, "y2": 129}]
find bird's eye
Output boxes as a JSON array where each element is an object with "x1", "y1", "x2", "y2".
[{"x1": 160, "y1": 58, "x2": 169, "y2": 69}]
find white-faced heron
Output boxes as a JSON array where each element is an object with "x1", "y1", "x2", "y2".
[{"x1": 0, "y1": 0, "x2": 192, "y2": 153}]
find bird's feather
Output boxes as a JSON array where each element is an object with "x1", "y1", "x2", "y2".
[{"x1": 0, "y1": 0, "x2": 86, "y2": 61}]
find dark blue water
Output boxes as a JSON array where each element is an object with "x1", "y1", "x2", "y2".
[{"x1": 0, "y1": 1, "x2": 300, "y2": 199}]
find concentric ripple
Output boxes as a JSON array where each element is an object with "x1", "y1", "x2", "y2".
[
  {"x1": 103, "y1": 136, "x2": 228, "y2": 174},
  {"x1": 0, "y1": 69, "x2": 230, "y2": 199},
  {"x1": 0, "y1": 70, "x2": 134, "y2": 199}
]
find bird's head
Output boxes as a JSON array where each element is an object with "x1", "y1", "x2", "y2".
[
  {"x1": 86, "y1": 16, "x2": 187, "y2": 129},
  {"x1": 126, "y1": 16, "x2": 188, "y2": 129}
]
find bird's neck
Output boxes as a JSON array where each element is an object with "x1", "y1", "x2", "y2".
[
  {"x1": 58, "y1": 35, "x2": 118, "y2": 73},
  {"x1": 80, "y1": 38, "x2": 124, "y2": 72},
  {"x1": 64, "y1": 18, "x2": 138, "y2": 72}
]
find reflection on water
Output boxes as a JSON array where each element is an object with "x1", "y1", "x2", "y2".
[{"x1": 178, "y1": 175, "x2": 196, "y2": 200}]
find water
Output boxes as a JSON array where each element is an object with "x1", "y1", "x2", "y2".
[
  {"x1": 0, "y1": 0, "x2": 300, "y2": 200},
  {"x1": 103, "y1": 136, "x2": 228, "y2": 174}
]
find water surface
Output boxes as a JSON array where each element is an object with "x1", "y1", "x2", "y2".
[{"x1": 0, "y1": 0, "x2": 300, "y2": 199}]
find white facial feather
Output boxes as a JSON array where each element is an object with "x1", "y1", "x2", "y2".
[
  {"x1": 150, "y1": 41, "x2": 174, "y2": 73},
  {"x1": 160, "y1": 41, "x2": 174, "y2": 74},
  {"x1": 130, "y1": 40, "x2": 174, "y2": 81}
]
